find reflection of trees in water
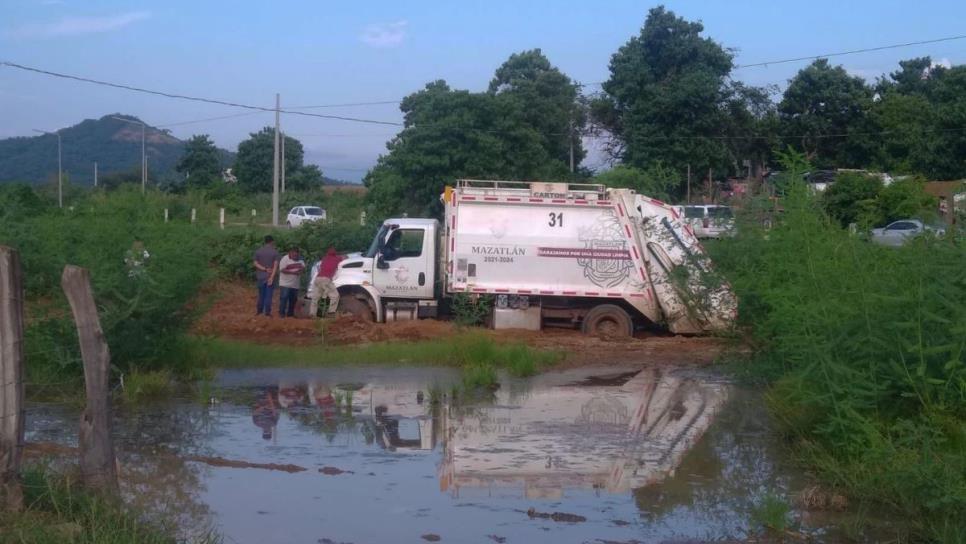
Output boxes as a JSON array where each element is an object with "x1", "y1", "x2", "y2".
[
  {"x1": 113, "y1": 403, "x2": 218, "y2": 542},
  {"x1": 633, "y1": 389, "x2": 790, "y2": 532}
]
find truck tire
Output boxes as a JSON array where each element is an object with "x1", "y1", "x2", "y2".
[
  {"x1": 581, "y1": 304, "x2": 633, "y2": 338},
  {"x1": 338, "y1": 295, "x2": 374, "y2": 322}
]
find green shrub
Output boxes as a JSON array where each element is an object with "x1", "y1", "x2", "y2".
[
  {"x1": 709, "y1": 175, "x2": 966, "y2": 538},
  {"x1": 121, "y1": 369, "x2": 172, "y2": 403},
  {"x1": 451, "y1": 292, "x2": 491, "y2": 327},
  {"x1": 751, "y1": 493, "x2": 791, "y2": 532}
]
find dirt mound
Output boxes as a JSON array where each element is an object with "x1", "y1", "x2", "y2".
[
  {"x1": 325, "y1": 315, "x2": 457, "y2": 345},
  {"x1": 193, "y1": 281, "x2": 726, "y2": 366},
  {"x1": 193, "y1": 281, "x2": 321, "y2": 345}
]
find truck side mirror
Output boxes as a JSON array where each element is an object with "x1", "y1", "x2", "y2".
[{"x1": 376, "y1": 255, "x2": 389, "y2": 269}]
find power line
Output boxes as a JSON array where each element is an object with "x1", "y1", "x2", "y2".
[
  {"x1": 734, "y1": 34, "x2": 966, "y2": 69},
  {"x1": 0, "y1": 60, "x2": 403, "y2": 127},
  {"x1": 288, "y1": 100, "x2": 402, "y2": 109},
  {"x1": 158, "y1": 111, "x2": 267, "y2": 128}
]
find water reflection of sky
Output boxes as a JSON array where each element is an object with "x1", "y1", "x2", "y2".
[{"x1": 25, "y1": 366, "x2": 818, "y2": 544}]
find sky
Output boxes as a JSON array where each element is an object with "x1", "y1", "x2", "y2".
[{"x1": 1, "y1": 0, "x2": 964, "y2": 181}]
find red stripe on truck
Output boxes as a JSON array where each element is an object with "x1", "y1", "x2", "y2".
[
  {"x1": 537, "y1": 247, "x2": 631, "y2": 260},
  {"x1": 539, "y1": 290, "x2": 555, "y2": 295},
  {"x1": 494, "y1": 289, "x2": 510, "y2": 293},
  {"x1": 517, "y1": 289, "x2": 532, "y2": 294},
  {"x1": 607, "y1": 292, "x2": 622, "y2": 297},
  {"x1": 575, "y1": 199, "x2": 588, "y2": 204},
  {"x1": 562, "y1": 291, "x2": 577, "y2": 295},
  {"x1": 617, "y1": 204, "x2": 625, "y2": 217},
  {"x1": 624, "y1": 225, "x2": 632, "y2": 238},
  {"x1": 584, "y1": 291, "x2": 599, "y2": 296},
  {"x1": 639, "y1": 267, "x2": 647, "y2": 281},
  {"x1": 529, "y1": 198, "x2": 544, "y2": 203},
  {"x1": 551, "y1": 199, "x2": 567, "y2": 204},
  {"x1": 472, "y1": 288, "x2": 487, "y2": 293},
  {"x1": 484, "y1": 197, "x2": 499, "y2": 201},
  {"x1": 507, "y1": 197, "x2": 521, "y2": 202},
  {"x1": 462, "y1": 196, "x2": 476, "y2": 201},
  {"x1": 632, "y1": 246, "x2": 639, "y2": 259},
  {"x1": 596, "y1": 201, "x2": 610, "y2": 206},
  {"x1": 651, "y1": 198, "x2": 665, "y2": 206}
]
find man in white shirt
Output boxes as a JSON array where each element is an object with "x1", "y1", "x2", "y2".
[{"x1": 277, "y1": 247, "x2": 305, "y2": 318}]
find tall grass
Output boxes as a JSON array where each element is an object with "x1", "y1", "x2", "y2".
[
  {"x1": 708, "y1": 180, "x2": 966, "y2": 540},
  {"x1": 188, "y1": 332, "x2": 560, "y2": 375},
  {"x1": 0, "y1": 467, "x2": 219, "y2": 544}
]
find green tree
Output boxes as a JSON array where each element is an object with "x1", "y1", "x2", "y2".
[
  {"x1": 365, "y1": 80, "x2": 564, "y2": 218},
  {"x1": 234, "y1": 127, "x2": 305, "y2": 193},
  {"x1": 593, "y1": 164, "x2": 677, "y2": 202},
  {"x1": 176, "y1": 134, "x2": 221, "y2": 188},
  {"x1": 821, "y1": 172, "x2": 883, "y2": 227},
  {"x1": 591, "y1": 6, "x2": 738, "y2": 192},
  {"x1": 488, "y1": 49, "x2": 586, "y2": 169},
  {"x1": 779, "y1": 59, "x2": 874, "y2": 168},
  {"x1": 877, "y1": 178, "x2": 936, "y2": 224}
]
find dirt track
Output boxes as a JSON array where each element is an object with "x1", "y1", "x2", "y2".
[{"x1": 194, "y1": 281, "x2": 726, "y2": 366}]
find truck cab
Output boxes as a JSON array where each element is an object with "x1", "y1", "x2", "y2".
[{"x1": 333, "y1": 218, "x2": 439, "y2": 322}]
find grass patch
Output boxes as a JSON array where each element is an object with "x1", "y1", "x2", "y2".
[
  {"x1": 188, "y1": 332, "x2": 562, "y2": 372},
  {"x1": 120, "y1": 369, "x2": 172, "y2": 403},
  {"x1": 751, "y1": 493, "x2": 791, "y2": 533},
  {"x1": 0, "y1": 466, "x2": 218, "y2": 544}
]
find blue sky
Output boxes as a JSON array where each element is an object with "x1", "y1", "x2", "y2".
[{"x1": 2, "y1": 0, "x2": 964, "y2": 180}]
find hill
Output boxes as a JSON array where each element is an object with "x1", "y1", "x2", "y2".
[{"x1": 0, "y1": 114, "x2": 234, "y2": 186}]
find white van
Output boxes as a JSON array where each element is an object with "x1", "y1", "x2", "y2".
[{"x1": 678, "y1": 205, "x2": 735, "y2": 239}]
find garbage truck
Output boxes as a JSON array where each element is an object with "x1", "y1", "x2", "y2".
[{"x1": 330, "y1": 180, "x2": 736, "y2": 335}]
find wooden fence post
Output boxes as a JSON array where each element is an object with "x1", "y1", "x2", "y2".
[
  {"x1": 164, "y1": 208, "x2": 169, "y2": 223},
  {"x1": 0, "y1": 247, "x2": 25, "y2": 511},
  {"x1": 219, "y1": 208, "x2": 225, "y2": 229},
  {"x1": 61, "y1": 266, "x2": 119, "y2": 495},
  {"x1": 190, "y1": 208, "x2": 197, "y2": 224}
]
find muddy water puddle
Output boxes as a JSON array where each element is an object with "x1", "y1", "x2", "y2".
[{"x1": 25, "y1": 366, "x2": 855, "y2": 543}]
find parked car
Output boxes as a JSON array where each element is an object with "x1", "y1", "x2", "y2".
[
  {"x1": 677, "y1": 205, "x2": 736, "y2": 239},
  {"x1": 286, "y1": 206, "x2": 327, "y2": 228},
  {"x1": 870, "y1": 219, "x2": 945, "y2": 247}
]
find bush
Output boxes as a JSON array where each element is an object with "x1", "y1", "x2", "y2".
[
  {"x1": 709, "y1": 178, "x2": 966, "y2": 538},
  {"x1": 451, "y1": 292, "x2": 491, "y2": 327}
]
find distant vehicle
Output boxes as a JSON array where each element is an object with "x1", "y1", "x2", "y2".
[
  {"x1": 678, "y1": 205, "x2": 735, "y2": 239},
  {"x1": 286, "y1": 206, "x2": 327, "y2": 228},
  {"x1": 870, "y1": 219, "x2": 945, "y2": 247}
]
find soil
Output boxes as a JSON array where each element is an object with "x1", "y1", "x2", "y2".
[{"x1": 194, "y1": 281, "x2": 726, "y2": 366}]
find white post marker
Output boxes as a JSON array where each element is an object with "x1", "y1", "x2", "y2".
[
  {"x1": 164, "y1": 208, "x2": 168, "y2": 223},
  {"x1": 191, "y1": 208, "x2": 196, "y2": 224},
  {"x1": 219, "y1": 208, "x2": 225, "y2": 229}
]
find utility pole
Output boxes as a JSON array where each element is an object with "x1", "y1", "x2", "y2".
[
  {"x1": 141, "y1": 122, "x2": 146, "y2": 194},
  {"x1": 32, "y1": 128, "x2": 62, "y2": 208},
  {"x1": 568, "y1": 119, "x2": 575, "y2": 174},
  {"x1": 272, "y1": 93, "x2": 281, "y2": 227},
  {"x1": 280, "y1": 130, "x2": 286, "y2": 194},
  {"x1": 686, "y1": 164, "x2": 691, "y2": 204},
  {"x1": 93, "y1": 162, "x2": 98, "y2": 188}
]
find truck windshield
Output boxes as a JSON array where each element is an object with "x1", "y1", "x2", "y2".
[{"x1": 364, "y1": 225, "x2": 390, "y2": 258}]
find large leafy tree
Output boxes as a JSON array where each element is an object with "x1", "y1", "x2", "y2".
[
  {"x1": 175, "y1": 134, "x2": 221, "y2": 188},
  {"x1": 365, "y1": 80, "x2": 568, "y2": 218},
  {"x1": 233, "y1": 127, "x2": 309, "y2": 193},
  {"x1": 488, "y1": 49, "x2": 587, "y2": 168},
  {"x1": 779, "y1": 59, "x2": 874, "y2": 168},
  {"x1": 591, "y1": 6, "x2": 739, "y2": 191}
]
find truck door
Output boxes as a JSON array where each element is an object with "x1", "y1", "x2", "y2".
[{"x1": 374, "y1": 226, "x2": 434, "y2": 299}]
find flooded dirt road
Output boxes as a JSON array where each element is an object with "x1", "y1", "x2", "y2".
[{"x1": 25, "y1": 366, "x2": 855, "y2": 543}]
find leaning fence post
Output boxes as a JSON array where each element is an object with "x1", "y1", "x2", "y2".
[
  {"x1": 0, "y1": 246, "x2": 25, "y2": 511},
  {"x1": 61, "y1": 265, "x2": 119, "y2": 496}
]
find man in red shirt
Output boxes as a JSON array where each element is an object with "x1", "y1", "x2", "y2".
[{"x1": 309, "y1": 247, "x2": 343, "y2": 317}]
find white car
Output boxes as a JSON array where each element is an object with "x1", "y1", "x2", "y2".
[
  {"x1": 677, "y1": 205, "x2": 736, "y2": 239},
  {"x1": 286, "y1": 206, "x2": 327, "y2": 228},
  {"x1": 870, "y1": 219, "x2": 945, "y2": 247}
]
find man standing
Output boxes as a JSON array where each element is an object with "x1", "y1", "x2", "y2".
[
  {"x1": 253, "y1": 235, "x2": 280, "y2": 316},
  {"x1": 278, "y1": 246, "x2": 305, "y2": 318},
  {"x1": 309, "y1": 247, "x2": 343, "y2": 317}
]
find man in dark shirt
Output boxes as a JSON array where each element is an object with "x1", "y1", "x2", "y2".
[{"x1": 253, "y1": 235, "x2": 280, "y2": 316}]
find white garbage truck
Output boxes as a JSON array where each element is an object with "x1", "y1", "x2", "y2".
[{"x1": 331, "y1": 180, "x2": 736, "y2": 335}]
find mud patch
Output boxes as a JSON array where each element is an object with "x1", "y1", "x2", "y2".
[
  {"x1": 526, "y1": 508, "x2": 587, "y2": 523},
  {"x1": 319, "y1": 466, "x2": 354, "y2": 476},
  {"x1": 567, "y1": 370, "x2": 641, "y2": 387}
]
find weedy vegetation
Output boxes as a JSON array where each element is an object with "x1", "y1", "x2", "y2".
[{"x1": 707, "y1": 154, "x2": 966, "y2": 541}]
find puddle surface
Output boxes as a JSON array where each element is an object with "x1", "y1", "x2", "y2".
[{"x1": 26, "y1": 366, "x2": 848, "y2": 543}]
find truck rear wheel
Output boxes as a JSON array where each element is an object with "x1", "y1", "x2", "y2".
[
  {"x1": 338, "y1": 295, "x2": 374, "y2": 322},
  {"x1": 581, "y1": 304, "x2": 633, "y2": 338}
]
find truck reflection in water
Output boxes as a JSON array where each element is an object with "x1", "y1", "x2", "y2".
[{"x1": 252, "y1": 369, "x2": 727, "y2": 498}]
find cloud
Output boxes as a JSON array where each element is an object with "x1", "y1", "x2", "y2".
[
  {"x1": 932, "y1": 57, "x2": 952, "y2": 70},
  {"x1": 360, "y1": 20, "x2": 407, "y2": 48},
  {"x1": 7, "y1": 11, "x2": 150, "y2": 39}
]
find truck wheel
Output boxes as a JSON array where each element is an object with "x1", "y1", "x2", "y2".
[
  {"x1": 338, "y1": 295, "x2": 374, "y2": 322},
  {"x1": 582, "y1": 304, "x2": 633, "y2": 338}
]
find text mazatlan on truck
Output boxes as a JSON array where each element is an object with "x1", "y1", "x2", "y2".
[{"x1": 331, "y1": 180, "x2": 737, "y2": 336}]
